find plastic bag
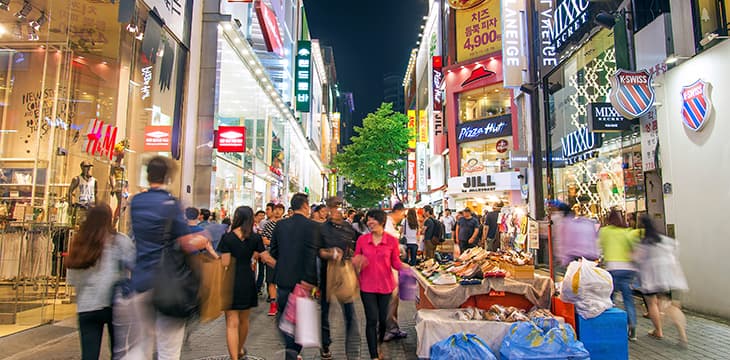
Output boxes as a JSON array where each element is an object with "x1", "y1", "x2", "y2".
[
  {"x1": 295, "y1": 296, "x2": 321, "y2": 348},
  {"x1": 499, "y1": 322, "x2": 590, "y2": 360},
  {"x1": 278, "y1": 284, "x2": 309, "y2": 337},
  {"x1": 560, "y1": 258, "x2": 614, "y2": 319},
  {"x1": 430, "y1": 333, "x2": 497, "y2": 360},
  {"x1": 398, "y1": 268, "x2": 417, "y2": 301}
]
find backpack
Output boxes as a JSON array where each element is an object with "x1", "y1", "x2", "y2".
[{"x1": 430, "y1": 218, "x2": 446, "y2": 243}]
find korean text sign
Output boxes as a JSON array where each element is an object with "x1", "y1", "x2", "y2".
[{"x1": 456, "y1": 0, "x2": 502, "y2": 62}]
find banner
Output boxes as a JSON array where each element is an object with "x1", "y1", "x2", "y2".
[
  {"x1": 407, "y1": 110, "x2": 417, "y2": 149},
  {"x1": 295, "y1": 41, "x2": 312, "y2": 112},
  {"x1": 416, "y1": 143, "x2": 428, "y2": 192},
  {"x1": 144, "y1": 126, "x2": 172, "y2": 152},
  {"x1": 455, "y1": 0, "x2": 502, "y2": 62},
  {"x1": 418, "y1": 110, "x2": 428, "y2": 143},
  {"x1": 407, "y1": 152, "x2": 416, "y2": 191},
  {"x1": 501, "y1": 0, "x2": 527, "y2": 88}
]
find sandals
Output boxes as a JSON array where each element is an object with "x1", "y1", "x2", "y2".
[{"x1": 648, "y1": 330, "x2": 663, "y2": 340}]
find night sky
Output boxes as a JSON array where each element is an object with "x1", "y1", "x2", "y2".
[{"x1": 302, "y1": 0, "x2": 428, "y2": 124}]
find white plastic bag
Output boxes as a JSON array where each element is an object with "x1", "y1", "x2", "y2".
[
  {"x1": 560, "y1": 258, "x2": 614, "y2": 319},
  {"x1": 295, "y1": 296, "x2": 321, "y2": 348}
]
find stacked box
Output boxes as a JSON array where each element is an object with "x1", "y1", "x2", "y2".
[
  {"x1": 576, "y1": 307, "x2": 629, "y2": 360},
  {"x1": 500, "y1": 261, "x2": 535, "y2": 279}
]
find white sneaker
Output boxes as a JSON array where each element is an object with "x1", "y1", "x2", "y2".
[{"x1": 433, "y1": 273, "x2": 457, "y2": 285}]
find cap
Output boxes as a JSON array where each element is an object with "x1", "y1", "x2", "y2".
[{"x1": 80, "y1": 160, "x2": 93, "y2": 168}]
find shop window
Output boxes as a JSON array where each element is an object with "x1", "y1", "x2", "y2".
[
  {"x1": 693, "y1": 0, "x2": 729, "y2": 42},
  {"x1": 459, "y1": 137, "x2": 511, "y2": 175},
  {"x1": 458, "y1": 83, "x2": 511, "y2": 123},
  {"x1": 633, "y1": 0, "x2": 671, "y2": 32}
]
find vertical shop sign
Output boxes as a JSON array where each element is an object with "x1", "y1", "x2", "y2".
[
  {"x1": 502, "y1": 0, "x2": 527, "y2": 88},
  {"x1": 141, "y1": 0, "x2": 190, "y2": 44},
  {"x1": 640, "y1": 108, "x2": 658, "y2": 172},
  {"x1": 83, "y1": 119, "x2": 118, "y2": 160},
  {"x1": 255, "y1": 0, "x2": 285, "y2": 56},
  {"x1": 416, "y1": 143, "x2": 428, "y2": 192},
  {"x1": 455, "y1": 0, "x2": 502, "y2": 62},
  {"x1": 407, "y1": 110, "x2": 417, "y2": 149},
  {"x1": 537, "y1": 0, "x2": 558, "y2": 73},
  {"x1": 295, "y1": 41, "x2": 312, "y2": 112},
  {"x1": 328, "y1": 173, "x2": 337, "y2": 197},
  {"x1": 332, "y1": 112, "x2": 341, "y2": 144},
  {"x1": 433, "y1": 56, "x2": 446, "y2": 154},
  {"x1": 433, "y1": 111, "x2": 446, "y2": 154},
  {"x1": 407, "y1": 153, "x2": 417, "y2": 191},
  {"x1": 144, "y1": 126, "x2": 172, "y2": 151},
  {"x1": 215, "y1": 126, "x2": 246, "y2": 152},
  {"x1": 418, "y1": 110, "x2": 428, "y2": 143},
  {"x1": 552, "y1": 0, "x2": 591, "y2": 51}
]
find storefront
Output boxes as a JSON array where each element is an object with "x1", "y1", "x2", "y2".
[{"x1": 0, "y1": 0, "x2": 192, "y2": 334}]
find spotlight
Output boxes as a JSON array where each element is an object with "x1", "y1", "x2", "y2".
[
  {"x1": 29, "y1": 12, "x2": 46, "y2": 31},
  {"x1": 519, "y1": 83, "x2": 538, "y2": 94},
  {"x1": 0, "y1": 0, "x2": 10, "y2": 11},
  {"x1": 699, "y1": 32, "x2": 729, "y2": 47},
  {"x1": 594, "y1": 11, "x2": 616, "y2": 29},
  {"x1": 126, "y1": 23, "x2": 138, "y2": 33},
  {"x1": 28, "y1": 30, "x2": 39, "y2": 41},
  {"x1": 135, "y1": 32, "x2": 144, "y2": 40},
  {"x1": 15, "y1": 1, "x2": 31, "y2": 19}
]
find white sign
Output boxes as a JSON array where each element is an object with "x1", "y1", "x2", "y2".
[
  {"x1": 552, "y1": 0, "x2": 590, "y2": 51},
  {"x1": 142, "y1": 0, "x2": 188, "y2": 43},
  {"x1": 640, "y1": 108, "x2": 658, "y2": 172},
  {"x1": 447, "y1": 171, "x2": 521, "y2": 194},
  {"x1": 417, "y1": 143, "x2": 428, "y2": 192},
  {"x1": 538, "y1": 0, "x2": 558, "y2": 69},
  {"x1": 502, "y1": 0, "x2": 527, "y2": 88}
]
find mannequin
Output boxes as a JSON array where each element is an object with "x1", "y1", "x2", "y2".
[
  {"x1": 67, "y1": 161, "x2": 97, "y2": 225},
  {"x1": 110, "y1": 141, "x2": 128, "y2": 225}
]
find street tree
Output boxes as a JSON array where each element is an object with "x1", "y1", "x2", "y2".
[{"x1": 334, "y1": 103, "x2": 410, "y2": 205}]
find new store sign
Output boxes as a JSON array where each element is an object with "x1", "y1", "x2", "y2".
[
  {"x1": 215, "y1": 126, "x2": 246, "y2": 152},
  {"x1": 552, "y1": 0, "x2": 590, "y2": 51},
  {"x1": 587, "y1": 103, "x2": 636, "y2": 132},
  {"x1": 609, "y1": 69, "x2": 655, "y2": 119},
  {"x1": 561, "y1": 127, "x2": 602, "y2": 164},
  {"x1": 255, "y1": 0, "x2": 284, "y2": 56},
  {"x1": 502, "y1": 0, "x2": 526, "y2": 88},
  {"x1": 448, "y1": 171, "x2": 520, "y2": 194},
  {"x1": 680, "y1": 79, "x2": 712, "y2": 132},
  {"x1": 144, "y1": 126, "x2": 172, "y2": 151},
  {"x1": 295, "y1": 41, "x2": 312, "y2": 112},
  {"x1": 456, "y1": 115, "x2": 512, "y2": 143}
]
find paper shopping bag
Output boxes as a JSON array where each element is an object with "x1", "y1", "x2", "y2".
[{"x1": 295, "y1": 296, "x2": 321, "y2": 348}]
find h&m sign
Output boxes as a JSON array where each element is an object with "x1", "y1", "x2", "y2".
[{"x1": 561, "y1": 127, "x2": 602, "y2": 164}]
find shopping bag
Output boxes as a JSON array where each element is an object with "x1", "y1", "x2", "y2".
[
  {"x1": 398, "y1": 268, "x2": 417, "y2": 301},
  {"x1": 188, "y1": 253, "x2": 233, "y2": 322},
  {"x1": 499, "y1": 321, "x2": 590, "y2": 360},
  {"x1": 278, "y1": 284, "x2": 309, "y2": 337},
  {"x1": 430, "y1": 333, "x2": 497, "y2": 360},
  {"x1": 326, "y1": 259, "x2": 359, "y2": 303},
  {"x1": 560, "y1": 258, "x2": 614, "y2": 319},
  {"x1": 294, "y1": 295, "x2": 321, "y2": 348}
]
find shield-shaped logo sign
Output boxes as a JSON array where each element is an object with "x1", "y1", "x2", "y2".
[
  {"x1": 680, "y1": 79, "x2": 712, "y2": 131},
  {"x1": 609, "y1": 69, "x2": 655, "y2": 119}
]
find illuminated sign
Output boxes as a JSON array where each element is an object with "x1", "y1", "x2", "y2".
[
  {"x1": 561, "y1": 127, "x2": 602, "y2": 164},
  {"x1": 418, "y1": 110, "x2": 428, "y2": 143},
  {"x1": 144, "y1": 126, "x2": 172, "y2": 151},
  {"x1": 83, "y1": 119, "x2": 118, "y2": 160},
  {"x1": 432, "y1": 56, "x2": 443, "y2": 111},
  {"x1": 455, "y1": 115, "x2": 512, "y2": 143},
  {"x1": 407, "y1": 153, "x2": 416, "y2": 191},
  {"x1": 456, "y1": 0, "x2": 502, "y2": 62},
  {"x1": 255, "y1": 0, "x2": 284, "y2": 56},
  {"x1": 407, "y1": 110, "x2": 417, "y2": 149},
  {"x1": 448, "y1": 0, "x2": 485, "y2": 9},
  {"x1": 295, "y1": 41, "x2": 312, "y2": 112},
  {"x1": 552, "y1": 0, "x2": 590, "y2": 51},
  {"x1": 537, "y1": 0, "x2": 558, "y2": 70},
  {"x1": 609, "y1": 69, "x2": 655, "y2": 119},
  {"x1": 502, "y1": 0, "x2": 526, "y2": 88},
  {"x1": 416, "y1": 143, "x2": 428, "y2": 192},
  {"x1": 215, "y1": 126, "x2": 246, "y2": 153},
  {"x1": 141, "y1": 66, "x2": 153, "y2": 100},
  {"x1": 332, "y1": 112, "x2": 341, "y2": 144},
  {"x1": 448, "y1": 171, "x2": 521, "y2": 194},
  {"x1": 587, "y1": 103, "x2": 637, "y2": 132},
  {"x1": 680, "y1": 79, "x2": 712, "y2": 132}
]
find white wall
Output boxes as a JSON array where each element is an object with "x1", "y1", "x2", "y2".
[{"x1": 655, "y1": 40, "x2": 730, "y2": 318}]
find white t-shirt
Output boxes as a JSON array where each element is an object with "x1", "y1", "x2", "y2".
[
  {"x1": 442, "y1": 215, "x2": 455, "y2": 234},
  {"x1": 385, "y1": 216, "x2": 400, "y2": 238},
  {"x1": 402, "y1": 221, "x2": 419, "y2": 244}
]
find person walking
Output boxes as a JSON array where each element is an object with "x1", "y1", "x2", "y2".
[
  {"x1": 260, "y1": 203, "x2": 285, "y2": 315},
  {"x1": 218, "y1": 206, "x2": 275, "y2": 360},
  {"x1": 441, "y1": 209, "x2": 455, "y2": 241},
  {"x1": 482, "y1": 203, "x2": 502, "y2": 251},
  {"x1": 383, "y1": 203, "x2": 408, "y2": 342},
  {"x1": 198, "y1": 208, "x2": 212, "y2": 228},
  {"x1": 186, "y1": 207, "x2": 204, "y2": 233},
  {"x1": 352, "y1": 212, "x2": 369, "y2": 235},
  {"x1": 127, "y1": 156, "x2": 216, "y2": 360},
  {"x1": 599, "y1": 207, "x2": 640, "y2": 341},
  {"x1": 269, "y1": 193, "x2": 320, "y2": 360},
  {"x1": 401, "y1": 208, "x2": 420, "y2": 266},
  {"x1": 317, "y1": 197, "x2": 360, "y2": 359},
  {"x1": 353, "y1": 209, "x2": 406, "y2": 360},
  {"x1": 455, "y1": 208, "x2": 480, "y2": 252},
  {"x1": 634, "y1": 215, "x2": 689, "y2": 347},
  {"x1": 421, "y1": 206, "x2": 439, "y2": 260},
  {"x1": 66, "y1": 204, "x2": 135, "y2": 360}
]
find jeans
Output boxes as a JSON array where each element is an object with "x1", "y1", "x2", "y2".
[
  {"x1": 361, "y1": 291, "x2": 391, "y2": 359},
  {"x1": 255, "y1": 260, "x2": 265, "y2": 292},
  {"x1": 78, "y1": 307, "x2": 114, "y2": 360},
  {"x1": 405, "y1": 244, "x2": 418, "y2": 266},
  {"x1": 609, "y1": 270, "x2": 638, "y2": 327},
  {"x1": 321, "y1": 297, "x2": 357, "y2": 349},
  {"x1": 126, "y1": 291, "x2": 187, "y2": 360},
  {"x1": 277, "y1": 287, "x2": 302, "y2": 360}
]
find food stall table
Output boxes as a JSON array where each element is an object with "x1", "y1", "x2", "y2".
[{"x1": 415, "y1": 309, "x2": 513, "y2": 359}]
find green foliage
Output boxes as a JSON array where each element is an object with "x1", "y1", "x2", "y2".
[
  {"x1": 343, "y1": 182, "x2": 390, "y2": 209},
  {"x1": 333, "y1": 103, "x2": 410, "y2": 202}
]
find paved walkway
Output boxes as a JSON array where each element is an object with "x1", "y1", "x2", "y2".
[{"x1": 1, "y1": 294, "x2": 729, "y2": 359}]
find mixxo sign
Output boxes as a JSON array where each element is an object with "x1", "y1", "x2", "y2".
[
  {"x1": 587, "y1": 103, "x2": 637, "y2": 132},
  {"x1": 561, "y1": 127, "x2": 602, "y2": 164},
  {"x1": 552, "y1": 0, "x2": 590, "y2": 51},
  {"x1": 295, "y1": 41, "x2": 312, "y2": 112}
]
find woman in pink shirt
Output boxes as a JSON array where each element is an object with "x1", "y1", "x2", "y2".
[{"x1": 353, "y1": 209, "x2": 407, "y2": 360}]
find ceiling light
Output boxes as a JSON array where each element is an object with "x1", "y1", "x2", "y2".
[
  {"x1": 15, "y1": 1, "x2": 31, "y2": 19},
  {"x1": 126, "y1": 23, "x2": 138, "y2": 33},
  {"x1": 665, "y1": 54, "x2": 690, "y2": 64},
  {"x1": 29, "y1": 12, "x2": 46, "y2": 31},
  {"x1": 27, "y1": 30, "x2": 38, "y2": 41},
  {"x1": 423, "y1": 16, "x2": 428, "y2": 20},
  {"x1": 224, "y1": 23, "x2": 232, "y2": 31},
  {"x1": 0, "y1": 0, "x2": 10, "y2": 11},
  {"x1": 255, "y1": 68, "x2": 262, "y2": 75},
  {"x1": 135, "y1": 32, "x2": 144, "y2": 40},
  {"x1": 0, "y1": 24, "x2": 6, "y2": 35}
]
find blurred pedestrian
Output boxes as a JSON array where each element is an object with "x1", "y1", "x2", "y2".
[
  {"x1": 422, "y1": 205, "x2": 439, "y2": 260},
  {"x1": 127, "y1": 156, "x2": 216, "y2": 359},
  {"x1": 346, "y1": 209, "x2": 356, "y2": 224},
  {"x1": 260, "y1": 203, "x2": 285, "y2": 315},
  {"x1": 198, "y1": 208, "x2": 212, "y2": 228},
  {"x1": 441, "y1": 209, "x2": 456, "y2": 241},
  {"x1": 482, "y1": 203, "x2": 502, "y2": 251},
  {"x1": 186, "y1": 207, "x2": 203, "y2": 233},
  {"x1": 253, "y1": 210, "x2": 266, "y2": 233},
  {"x1": 352, "y1": 209, "x2": 406, "y2": 360},
  {"x1": 317, "y1": 197, "x2": 360, "y2": 359},
  {"x1": 352, "y1": 212, "x2": 369, "y2": 235},
  {"x1": 635, "y1": 215, "x2": 689, "y2": 347},
  {"x1": 218, "y1": 206, "x2": 275, "y2": 360},
  {"x1": 66, "y1": 204, "x2": 135, "y2": 360},
  {"x1": 401, "y1": 208, "x2": 420, "y2": 266},
  {"x1": 270, "y1": 193, "x2": 320, "y2": 360},
  {"x1": 554, "y1": 202, "x2": 599, "y2": 266},
  {"x1": 383, "y1": 203, "x2": 407, "y2": 341},
  {"x1": 599, "y1": 207, "x2": 640, "y2": 341},
  {"x1": 312, "y1": 204, "x2": 328, "y2": 223}
]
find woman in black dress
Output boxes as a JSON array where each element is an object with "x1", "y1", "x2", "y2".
[{"x1": 217, "y1": 206, "x2": 274, "y2": 360}]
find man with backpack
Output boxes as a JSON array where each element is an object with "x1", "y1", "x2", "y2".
[{"x1": 422, "y1": 205, "x2": 442, "y2": 260}]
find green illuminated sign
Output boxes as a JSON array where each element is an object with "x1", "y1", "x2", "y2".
[{"x1": 295, "y1": 40, "x2": 312, "y2": 112}]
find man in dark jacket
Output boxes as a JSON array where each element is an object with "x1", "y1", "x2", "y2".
[{"x1": 270, "y1": 193, "x2": 320, "y2": 360}]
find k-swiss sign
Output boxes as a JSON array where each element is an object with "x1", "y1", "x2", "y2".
[
  {"x1": 609, "y1": 69, "x2": 655, "y2": 119},
  {"x1": 215, "y1": 126, "x2": 246, "y2": 152},
  {"x1": 680, "y1": 79, "x2": 712, "y2": 131}
]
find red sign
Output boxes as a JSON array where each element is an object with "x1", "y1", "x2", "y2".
[
  {"x1": 255, "y1": 0, "x2": 284, "y2": 57},
  {"x1": 215, "y1": 126, "x2": 246, "y2": 153},
  {"x1": 496, "y1": 139, "x2": 509, "y2": 153},
  {"x1": 83, "y1": 118, "x2": 117, "y2": 160},
  {"x1": 144, "y1": 126, "x2": 172, "y2": 152},
  {"x1": 407, "y1": 155, "x2": 417, "y2": 191}
]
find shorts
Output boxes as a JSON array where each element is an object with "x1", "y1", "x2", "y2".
[{"x1": 265, "y1": 264, "x2": 275, "y2": 284}]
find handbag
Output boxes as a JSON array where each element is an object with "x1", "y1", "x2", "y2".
[
  {"x1": 189, "y1": 253, "x2": 233, "y2": 322},
  {"x1": 152, "y1": 203, "x2": 201, "y2": 318},
  {"x1": 295, "y1": 295, "x2": 321, "y2": 348},
  {"x1": 326, "y1": 259, "x2": 359, "y2": 303}
]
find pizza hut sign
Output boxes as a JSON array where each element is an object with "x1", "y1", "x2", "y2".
[{"x1": 215, "y1": 126, "x2": 246, "y2": 153}]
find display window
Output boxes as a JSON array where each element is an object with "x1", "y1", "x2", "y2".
[
  {"x1": 459, "y1": 137, "x2": 511, "y2": 175},
  {"x1": 458, "y1": 83, "x2": 511, "y2": 123}
]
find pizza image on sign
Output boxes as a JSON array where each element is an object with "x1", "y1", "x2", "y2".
[
  {"x1": 680, "y1": 79, "x2": 712, "y2": 132},
  {"x1": 448, "y1": 0, "x2": 485, "y2": 9},
  {"x1": 609, "y1": 69, "x2": 655, "y2": 119}
]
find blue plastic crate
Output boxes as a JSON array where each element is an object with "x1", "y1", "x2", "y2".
[{"x1": 576, "y1": 307, "x2": 629, "y2": 360}]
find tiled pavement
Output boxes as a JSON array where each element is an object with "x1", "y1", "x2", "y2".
[{"x1": 2, "y1": 294, "x2": 730, "y2": 359}]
